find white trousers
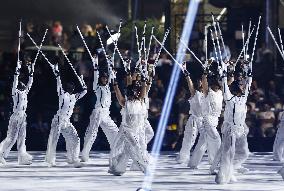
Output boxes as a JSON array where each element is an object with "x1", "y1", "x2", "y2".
[
  {"x1": 82, "y1": 108, "x2": 118, "y2": 158},
  {"x1": 215, "y1": 125, "x2": 249, "y2": 184},
  {"x1": 188, "y1": 116, "x2": 221, "y2": 168},
  {"x1": 109, "y1": 124, "x2": 149, "y2": 175},
  {"x1": 273, "y1": 125, "x2": 284, "y2": 162},
  {"x1": 0, "y1": 112, "x2": 29, "y2": 159},
  {"x1": 45, "y1": 115, "x2": 80, "y2": 164},
  {"x1": 177, "y1": 115, "x2": 202, "y2": 163}
]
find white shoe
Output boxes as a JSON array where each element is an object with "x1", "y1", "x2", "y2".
[
  {"x1": 277, "y1": 167, "x2": 284, "y2": 180},
  {"x1": 230, "y1": 175, "x2": 238, "y2": 183},
  {"x1": 18, "y1": 152, "x2": 33, "y2": 165},
  {"x1": 0, "y1": 155, "x2": 6, "y2": 165},
  {"x1": 73, "y1": 161, "x2": 83, "y2": 168},
  {"x1": 130, "y1": 162, "x2": 141, "y2": 171},
  {"x1": 237, "y1": 167, "x2": 249, "y2": 174},
  {"x1": 81, "y1": 151, "x2": 89, "y2": 162},
  {"x1": 176, "y1": 155, "x2": 188, "y2": 164}
]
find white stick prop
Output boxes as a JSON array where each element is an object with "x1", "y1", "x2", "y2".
[
  {"x1": 278, "y1": 27, "x2": 284, "y2": 53},
  {"x1": 27, "y1": 33, "x2": 53, "y2": 68},
  {"x1": 242, "y1": 24, "x2": 246, "y2": 60},
  {"x1": 96, "y1": 31, "x2": 110, "y2": 63},
  {"x1": 153, "y1": 28, "x2": 170, "y2": 66},
  {"x1": 205, "y1": 25, "x2": 208, "y2": 62},
  {"x1": 76, "y1": 25, "x2": 95, "y2": 63},
  {"x1": 216, "y1": 22, "x2": 228, "y2": 62},
  {"x1": 146, "y1": 27, "x2": 155, "y2": 63},
  {"x1": 33, "y1": 29, "x2": 48, "y2": 65},
  {"x1": 246, "y1": 19, "x2": 252, "y2": 57},
  {"x1": 152, "y1": 35, "x2": 183, "y2": 71},
  {"x1": 178, "y1": 36, "x2": 203, "y2": 66},
  {"x1": 235, "y1": 26, "x2": 256, "y2": 65},
  {"x1": 267, "y1": 27, "x2": 284, "y2": 60},
  {"x1": 58, "y1": 44, "x2": 84, "y2": 86},
  {"x1": 105, "y1": 25, "x2": 128, "y2": 70},
  {"x1": 17, "y1": 20, "x2": 22, "y2": 64},
  {"x1": 209, "y1": 28, "x2": 219, "y2": 64},
  {"x1": 250, "y1": 16, "x2": 262, "y2": 65},
  {"x1": 212, "y1": 14, "x2": 223, "y2": 62}
]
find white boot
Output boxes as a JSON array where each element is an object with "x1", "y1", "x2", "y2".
[
  {"x1": 176, "y1": 154, "x2": 189, "y2": 164},
  {"x1": 73, "y1": 160, "x2": 83, "y2": 168},
  {"x1": 0, "y1": 154, "x2": 6, "y2": 165},
  {"x1": 277, "y1": 167, "x2": 284, "y2": 180},
  {"x1": 18, "y1": 152, "x2": 33, "y2": 165},
  {"x1": 237, "y1": 167, "x2": 249, "y2": 174},
  {"x1": 81, "y1": 150, "x2": 89, "y2": 162}
]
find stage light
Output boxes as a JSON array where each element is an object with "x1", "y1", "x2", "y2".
[{"x1": 140, "y1": 0, "x2": 201, "y2": 190}]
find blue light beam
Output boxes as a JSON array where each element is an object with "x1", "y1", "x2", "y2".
[{"x1": 141, "y1": 0, "x2": 200, "y2": 190}]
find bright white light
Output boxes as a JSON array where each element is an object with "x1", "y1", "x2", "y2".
[{"x1": 141, "y1": 0, "x2": 200, "y2": 190}]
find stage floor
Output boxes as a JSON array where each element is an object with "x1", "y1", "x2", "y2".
[{"x1": 0, "y1": 151, "x2": 284, "y2": 191}]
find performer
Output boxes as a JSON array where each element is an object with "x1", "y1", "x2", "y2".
[
  {"x1": 273, "y1": 110, "x2": 284, "y2": 162},
  {"x1": 188, "y1": 62, "x2": 222, "y2": 168},
  {"x1": 0, "y1": 59, "x2": 34, "y2": 165},
  {"x1": 214, "y1": 61, "x2": 252, "y2": 184},
  {"x1": 108, "y1": 69, "x2": 149, "y2": 175},
  {"x1": 45, "y1": 63, "x2": 87, "y2": 167},
  {"x1": 176, "y1": 62, "x2": 204, "y2": 164},
  {"x1": 81, "y1": 55, "x2": 119, "y2": 162},
  {"x1": 129, "y1": 62, "x2": 154, "y2": 171}
]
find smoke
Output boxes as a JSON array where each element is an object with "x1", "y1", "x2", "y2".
[{"x1": 0, "y1": 0, "x2": 127, "y2": 26}]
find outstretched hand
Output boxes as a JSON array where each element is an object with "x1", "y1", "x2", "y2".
[
  {"x1": 52, "y1": 63, "x2": 60, "y2": 77},
  {"x1": 182, "y1": 61, "x2": 190, "y2": 77},
  {"x1": 92, "y1": 55, "x2": 98, "y2": 69}
]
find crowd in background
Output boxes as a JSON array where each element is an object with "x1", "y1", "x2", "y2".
[{"x1": 0, "y1": 20, "x2": 284, "y2": 151}]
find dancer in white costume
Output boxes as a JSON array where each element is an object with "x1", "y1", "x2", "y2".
[
  {"x1": 81, "y1": 56, "x2": 119, "y2": 162},
  {"x1": 108, "y1": 70, "x2": 149, "y2": 175},
  {"x1": 176, "y1": 63, "x2": 204, "y2": 164},
  {"x1": 274, "y1": 95, "x2": 284, "y2": 161},
  {"x1": 188, "y1": 63, "x2": 222, "y2": 168},
  {"x1": 214, "y1": 61, "x2": 252, "y2": 184},
  {"x1": 0, "y1": 59, "x2": 35, "y2": 165},
  {"x1": 129, "y1": 62, "x2": 154, "y2": 171},
  {"x1": 45, "y1": 63, "x2": 87, "y2": 167}
]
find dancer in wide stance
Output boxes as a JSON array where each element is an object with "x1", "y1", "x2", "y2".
[
  {"x1": 188, "y1": 62, "x2": 222, "y2": 169},
  {"x1": 176, "y1": 62, "x2": 204, "y2": 164},
  {"x1": 214, "y1": 61, "x2": 252, "y2": 184},
  {"x1": 81, "y1": 55, "x2": 118, "y2": 162},
  {"x1": 0, "y1": 59, "x2": 35, "y2": 165},
  {"x1": 45, "y1": 63, "x2": 87, "y2": 167},
  {"x1": 108, "y1": 69, "x2": 149, "y2": 175}
]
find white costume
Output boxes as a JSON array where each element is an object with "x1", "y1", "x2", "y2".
[
  {"x1": 215, "y1": 70, "x2": 251, "y2": 184},
  {"x1": 273, "y1": 111, "x2": 284, "y2": 162},
  {"x1": 45, "y1": 73, "x2": 87, "y2": 167},
  {"x1": 0, "y1": 66, "x2": 33, "y2": 165},
  {"x1": 109, "y1": 100, "x2": 149, "y2": 175},
  {"x1": 81, "y1": 68, "x2": 118, "y2": 162},
  {"x1": 177, "y1": 91, "x2": 204, "y2": 164},
  {"x1": 188, "y1": 89, "x2": 222, "y2": 168},
  {"x1": 130, "y1": 95, "x2": 154, "y2": 171}
]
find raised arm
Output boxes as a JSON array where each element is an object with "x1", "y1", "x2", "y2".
[
  {"x1": 244, "y1": 63, "x2": 253, "y2": 98},
  {"x1": 112, "y1": 72, "x2": 125, "y2": 106},
  {"x1": 93, "y1": 56, "x2": 99, "y2": 92},
  {"x1": 76, "y1": 75, "x2": 87, "y2": 100},
  {"x1": 126, "y1": 59, "x2": 133, "y2": 86},
  {"x1": 202, "y1": 69, "x2": 209, "y2": 96},
  {"x1": 182, "y1": 62, "x2": 195, "y2": 97},
  {"x1": 25, "y1": 62, "x2": 35, "y2": 93},
  {"x1": 220, "y1": 65, "x2": 233, "y2": 100},
  {"x1": 12, "y1": 61, "x2": 21, "y2": 96},
  {"x1": 51, "y1": 63, "x2": 63, "y2": 95}
]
